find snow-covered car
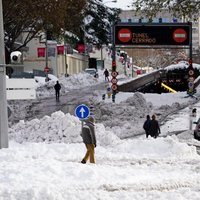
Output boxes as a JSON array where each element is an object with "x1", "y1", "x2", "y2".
[
  {"x1": 85, "y1": 68, "x2": 98, "y2": 78},
  {"x1": 194, "y1": 118, "x2": 200, "y2": 140}
]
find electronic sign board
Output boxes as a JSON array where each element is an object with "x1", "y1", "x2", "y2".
[{"x1": 114, "y1": 23, "x2": 191, "y2": 46}]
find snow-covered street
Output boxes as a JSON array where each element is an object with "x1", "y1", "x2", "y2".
[
  {"x1": 0, "y1": 138, "x2": 200, "y2": 200},
  {"x1": 3, "y1": 68, "x2": 200, "y2": 199},
  {"x1": 2, "y1": 0, "x2": 200, "y2": 198}
]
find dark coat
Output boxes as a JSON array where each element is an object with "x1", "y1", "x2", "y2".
[
  {"x1": 104, "y1": 70, "x2": 109, "y2": 77},
  {"x1": 143, "y1": 119, "x2": 151, "y2": 135},
  {"x1": 54, "y1": 83, "x2": 61, "y2": 91},
  {"x1": 81, "y1": 121, "x2": 96, "y2": 146},
  {"x1": 149, "y1": 119, "x2": 160, "y2": 138}
]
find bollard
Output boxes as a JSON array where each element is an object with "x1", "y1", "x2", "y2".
[
  {"x1": 90, "y1": 103, "x2": 95, "y2": 117},
  {"x1": 112, "y1": 93, "x2": 115, "y2": 103}
]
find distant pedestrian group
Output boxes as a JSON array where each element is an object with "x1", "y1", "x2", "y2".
[{"x1": 143, "y1": 114, "x2": 160, "y2": 138}]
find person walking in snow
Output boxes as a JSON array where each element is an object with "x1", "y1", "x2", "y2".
[
  {"x1": 143, "y1": 115, "x2": 151, "y2": 138},
  {"x1": 103, "y1": 69, "x2": 109, "y2": 82},
  {"x1": 54, "y1": 81, "x2": 61, "y2": 101},
  {"x1": 149, "y1": 114, "x2": 160, "y2": 138},
  {"x1": 81, "y1": 116, "x2": 97, "y2": 164}
]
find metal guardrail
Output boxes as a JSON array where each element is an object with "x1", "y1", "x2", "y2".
[
  {"x1": 118, "y1": 70, "x2": 162, "y2": 92},
  {"x1": 194, "y1": 76, "x2": 200, "y2": 88}
]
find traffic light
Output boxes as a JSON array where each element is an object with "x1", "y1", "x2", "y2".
[
  {"x1": 159, "y1": 18, "x2": 162, "y2": 23},
  {"x1": 102, "y1": 94, "x2": 106, "y2": 100},
  {"x1": 10, "y1": 51, "x2": 22, "y2": 63}
]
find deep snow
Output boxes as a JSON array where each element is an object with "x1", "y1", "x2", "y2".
[{"x1": 3, "y1": 62, "x2": 200, "y2": 199}]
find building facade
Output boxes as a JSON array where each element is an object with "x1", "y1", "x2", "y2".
[{"x1": 11, "y1": 31, "x2": 89, "y2": 78}]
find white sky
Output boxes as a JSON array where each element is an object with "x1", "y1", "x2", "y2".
[
  {"x1": 4, "y1": 51, "x2": 200, "y2": 199},
  {"x1": 103, "y1": 0, "x2": 133, "y2": 9}
]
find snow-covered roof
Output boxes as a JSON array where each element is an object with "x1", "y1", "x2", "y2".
[{"x1": 165, "y1": 61, "x2": 200, "y2": 71}]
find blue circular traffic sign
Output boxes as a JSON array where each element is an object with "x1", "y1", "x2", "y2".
[
  {"x1": 188, "y1": 81, "x2": 194, "y2": 89},
  {"x1": 75, "y1": 104, "x2": 90, "y2": 119}
]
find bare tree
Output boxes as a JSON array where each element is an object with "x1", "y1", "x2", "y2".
[
  {"x1": 132, "y1": 0, "x2": 200, "y2": 20},
  {"x1": 3, "y1": 0, "x2": 86, "y2": 62}
]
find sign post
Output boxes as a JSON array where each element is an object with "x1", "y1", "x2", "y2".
[
  {"x1": 0, "y1": 0, "x2": 8, "y2": 148},
  {"x1": 111, "y1": 22, "x2": 118, "y2": 103},
  {"x1": 187, "y1": 22, "x2": 194, "y2": 96},
  {"x1": 75, "y1": 104, "x2": 90, "y2": 135}
]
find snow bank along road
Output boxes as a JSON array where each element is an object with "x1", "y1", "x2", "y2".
[{"x1": 1, "y1": 139, "x2": 200, "y2": 199}]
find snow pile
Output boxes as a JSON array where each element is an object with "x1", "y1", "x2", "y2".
[
  {"x1": 107, "y1": 136, "x2": 197, "y2": 160},
  {"x1": 94, "y1": 91, "x2": 199, "y2": 139},
  {"x1": 0, "y1": 137, "x2": 198, "y2": 200},
  {"x1": 59, "y1": 72, "x2": 100, "y2": 91},
  {"x1": 94, "y1": 92, "x2": 151, "y2": 138},
  {"x1": 143, "y1": 92, "x2": 189, "y2": 108},
  {"x1": 125, "y1": 92, "x2": 150, "y2": 110},
  {"x1": 35, "y1": 74, "x2": 58, "y2": 86},
  {"x1": 35, "y1": 71, "x2": 104, "y2": 99},
  {"x1": 9, "y1": 111, "x2": 120, "y2": 146},
  {"x1": 165, "y1": 61, "x2": 200, "y2": 71},
  {"x1": 36, "y1": 83, "x2": 60, "y2": 98}
]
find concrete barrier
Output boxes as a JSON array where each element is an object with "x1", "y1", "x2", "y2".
[
  {"x1": 118, "y1": 70, "x2": 161, "y2": 92},
  {"x1": 6, "y1": 79, "x2": 36, "y2": 100}
]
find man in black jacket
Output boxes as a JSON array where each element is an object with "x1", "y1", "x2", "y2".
[
  {"x1": 149, "y1": 115, "x2": 160, "y2": 138},
  {"x1": 103, "y1": 69, "x2": 109, "y2": 82},
  {"x1": 143, "y1": 115, "x2": 151, "y2": 138},
  {"x1": 54, "y1": 81, "x2": 61, "y2": 101},
  {"x1": 81, "y1": 116, "x2": 96, "y2": 164}
]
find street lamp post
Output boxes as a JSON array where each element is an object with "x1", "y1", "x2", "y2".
[
  {"x1": 45, "y1": 29, "x2": 49, "y2": 81},
  {"x1": 100, "y1": 46, "x2": 104, "y2": 70},
  {"x1": 100, "y1": 0, "x2": 117, "y2": 69},
  {"x1": 0, "y1": 0, "x2": 8, "y2": 148},
  {"x1": 64, "y1": 41, "x2": 68, "y2": 77}
]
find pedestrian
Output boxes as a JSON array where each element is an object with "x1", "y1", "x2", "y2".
[
  {"x1": 54, "y1": 81, "x2": 61, "y2": 101},
  {"x1": 103, "y1": 69, "x2": 109, "y2": 82},
  {"x1": 81, "y1": 116, "x2": 97, "y2": 164},
  {"x1": 149, "y1": 114, "x2": 161, "y2": 138},
  {"x1": 192, "y1": 108, "x2": 197, "y2": 117},
  {"x1": 143, "y1": 115, "x2": 151, "y2": 138}
]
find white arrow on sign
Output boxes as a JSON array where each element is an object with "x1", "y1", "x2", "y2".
[{"x1": 80, "y1": 107, "x2": 85, "y2": 118}]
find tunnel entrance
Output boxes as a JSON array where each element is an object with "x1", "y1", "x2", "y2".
[
  {"x1": 136, "y1": 66, "x2": 200, "y2": 94},
  {"x1": 136, "y1": 79, "x2": 182, "y2": 94},
  {"x1": 136, "y1": 69, "x2": 189, "y2": 94}
]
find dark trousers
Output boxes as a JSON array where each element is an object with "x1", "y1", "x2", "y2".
[
  {"x1": 55, "y1": 90, "x2": 60, "y2": 101},
  {"x1": 146, "y1": 131, "x2": 149, "y2": 138},
  {"x1": 105, "y1": 76, "x2": 109, "y2": 81}
]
